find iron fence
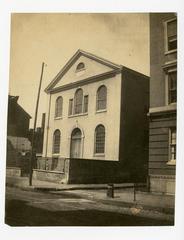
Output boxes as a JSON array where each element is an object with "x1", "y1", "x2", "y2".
[{"x1": 36, "y1": 157, "x2": 66, "y2": 172}]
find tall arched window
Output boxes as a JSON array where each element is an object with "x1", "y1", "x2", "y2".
[
  {"x1": 74, "y1": 89, "x2": 83, "y2": 114},
  {"x1": 55, "y1": 96, "x2": 63, "y2": 118},
  {"x1": 96, "y1": 85, "x2": 107, "y2": 111},
  {"x1": 95, "y1": 125, "x2": 105, "y2": 154},
  {"x1": 53, "y1": 129, "x2": 61, "y2": 154}
]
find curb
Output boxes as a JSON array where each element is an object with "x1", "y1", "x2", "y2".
[
  {"x1": 49, "y1": 189, "x2": 174, "y2": 222},
  {"x1": 6, "y1": 183, "x2": 174, "y2": 222}
]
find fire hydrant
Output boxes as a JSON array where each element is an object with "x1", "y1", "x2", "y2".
[{"x1": 107, "y1": 183, "x2": 114, "y2": 198}]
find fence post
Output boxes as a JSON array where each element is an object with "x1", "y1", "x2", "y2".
[
  {"x1": 147, "y1": 175, "x2": 150, "y2": 192},
  {"x1": 133, "y1": 183, "x2": 136, "y2": 201},
  {"x1": 107, "y1": 183, "x2": 114, "y2": 198}
]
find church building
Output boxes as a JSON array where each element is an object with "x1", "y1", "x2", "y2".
[{"x1": 33, "y1": 49, "x2": 149, "y2": 184}]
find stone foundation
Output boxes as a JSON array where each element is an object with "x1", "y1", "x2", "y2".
[
  {"x1": 33, "y1": 169, "x2": 67, "y2": 183},
  {"x1": 149, "y1": 174, "x2": 175, "y2": 195}
]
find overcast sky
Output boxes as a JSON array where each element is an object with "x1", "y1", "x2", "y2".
[{"x1": 9, "y1": 13, "x2": 149, "y2": 127}]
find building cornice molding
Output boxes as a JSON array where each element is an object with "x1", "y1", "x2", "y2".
[
  {"x1": 162, "y1": 60, "x2": 177, "y2": 71},
  {"x1": 45, "y1": 49, "x2": 122, "y2": 93},
  {"x1": 148, "y1": 104, "x2": 176, "y2": 117},
  {"x1": 47, "y1": 69, "x2": 120, "y2": 94},
  {"x1": 150, "y1": 174, "x2": 175, "y2": 180}
]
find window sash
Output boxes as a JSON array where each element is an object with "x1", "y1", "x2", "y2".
[
  {"x1": 95, "y1": 126, "x2": 105, "y2": 154},
  {"x1": 168, "y1": 71, "x2": 177, "y2": 104},
  {"x1": 169, "y1": 128, "x2": 176, "y2": 160},
  {"x1": 53, "y1": 131, "x2": 61, "y2": 154},
  {"x1": 76, "y1": 62, "x2": 85, "y2": 72},
  {"x1": 167, "y1": 20, "x2": 177, "y2": 37},
  {"x1": 75, "y1": 103, "x2": 82, "y2": 114},
  {"x1": 55, "y1": 97, "x2": 63, "y2": 118},
  {"x1": 165, "y1": 19, "x2": 177, "y2": 52},
  {"x1": 74, "y1": 89, "x2": 83, "y2": 114},
  {"x1": 68, "y1": 99, "x2": 73, "y2": 116},
  {"x1": 97, "y1": 86, "x2": 107, "y2": 111},
  {"x1": 83, "y1": 95, "x2": 88, "y2": 113},
  {"x1": 97, "y1": 99, "x2": 106, "y2": 110}
]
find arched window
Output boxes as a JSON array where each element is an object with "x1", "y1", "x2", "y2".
[
  {"x1": 95, "y1": 125, "x2": 105, "y2": 154},
  {"x1": 55, "y1": 96, "x2": 63, "y2": 118},
  {"x1": 70, "y1": 128, "x2": 82, "y2": 158},
  {"x1": 76, "y1": 62, "x2": 85, "y2": 71},
  {"x1": 74, "y1": 89, "x2": 83, "y2": 114},
  {"x1": 53, "y1": 130, "x2": 61, "y2": 154},
  {"x1": 96, "y1": 85, "x2": 107, "y2": 111}
]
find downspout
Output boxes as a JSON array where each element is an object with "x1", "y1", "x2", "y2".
[{"x1": 45, "y1": 93, "x2": 51, "y2": 158}]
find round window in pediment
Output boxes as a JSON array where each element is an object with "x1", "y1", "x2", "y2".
[{"x1": 76, "y1": 62, "x2": 85, "y2": 72}]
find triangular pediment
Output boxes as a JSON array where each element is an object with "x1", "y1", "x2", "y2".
[{"x1": 45, "y1": 50, "x2": 121, "y2": 93}]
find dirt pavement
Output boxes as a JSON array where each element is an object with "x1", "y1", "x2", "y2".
[{"x1": 5, "y1": 187, "x2": 174, "y2": 226}]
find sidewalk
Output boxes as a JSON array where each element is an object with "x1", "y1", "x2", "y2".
[
  {"x1": 6, "y1": 176, "x2": 175, "y2": 215},
  {"x1": 6, "y1": 176, "x2": 135, "y2": 190}
]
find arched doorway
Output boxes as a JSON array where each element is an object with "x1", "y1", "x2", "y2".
[{"x1": 70, "y1": 128, "x2": 82, "y2": 158}]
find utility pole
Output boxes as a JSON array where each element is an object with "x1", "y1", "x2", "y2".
[{"x1": 29, "y1": 62, "x2": 46, "y2": 186}]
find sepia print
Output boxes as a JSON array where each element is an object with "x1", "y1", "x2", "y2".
[{"x1": 5, "y1": 13, "x2": 176, "y2": 226}]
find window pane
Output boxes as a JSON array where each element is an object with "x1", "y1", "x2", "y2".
[
  {"x1": 170, "y1": 128, "x2": 176, "y2": 160},
  {"x1": 76, "y1": 62, "x2": 85, "y2": 71},
  {"x1": 53, "y1": 130, "x2": 60, "y2": 154},
  {"x1": 98, "y1": 99, "x2": 106, "y2": 110},
  {"x1": 167, "y1": 20, "x2": 177, "y2": 51},
  {"x1": 168, "y1": 72, "x2": 177, "y2": 104},
  {"x1": 68, "y1": 99, "x2": 73, "y2": 115},
  {"x1": 72, "y1": 128, "x2": 81, "y2": 139},
  {"x1": 171, "y1": 129, "x2": 176, "y2": 144},
  {"x1": 55, "y1": 97, "x2": 63, "y2": 118},
  {"x1": 83, "y1": 95, "x2": 88, "y2": 113},
  {"x1": 167, "y1": 20, "x2": 177, "y2": 37},
  {"x1": 95, "y1": 125, "x2": 105, "y2": 154},
  {"x1": 168, "y1": 37, "x2": 177, "y2": 50},
  {"x1": 74, "y1": 89, "x2": 83, "y2": 114},
  {"x1": 97, "y1": 86, "x2": 107, "y2": 110}
]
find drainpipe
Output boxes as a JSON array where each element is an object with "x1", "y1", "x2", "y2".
[
  {"x1": 45, "y1": 93, "x2": 51, "y2": 159},
  {"x1": 29, "y1": 62, "x2": 46, "y2": 186}
]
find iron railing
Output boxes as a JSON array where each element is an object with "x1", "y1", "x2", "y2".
[{"x1": 36, "y1": 157, "x2": 66, "y2": 172}]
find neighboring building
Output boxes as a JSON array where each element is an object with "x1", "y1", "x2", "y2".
[
  {"x1": 33, "y1": 50, "x2": 149, "y2": 184},
  {"x1": 7, "y1": 95, "x2": 31, "y2": 137},
  {"x1": 148, "y1": 13, "x2": 177, "y2": 194},
  {"x1": 7, "y1": 95, "x2": 31, "y2": 176}
]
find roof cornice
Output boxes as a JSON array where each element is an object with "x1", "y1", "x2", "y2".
[
  {"x1": 148, "y1": 104, "x2": 176, "y2": 117},
  {"x1": 45, "y1": 49, "x2": 122, "y2": 93},
  {"x1": 48, "y1": 69, "x2": 121, "y2": 94}
]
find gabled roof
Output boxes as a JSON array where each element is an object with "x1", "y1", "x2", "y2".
[
  {"x1": 45, "y1": 49, "x2": 122, "y2": 93},
  {"x1": 8, "y1": 95, "x2": 32, "y2": 119}
]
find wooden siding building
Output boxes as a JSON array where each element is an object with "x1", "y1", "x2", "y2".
[{"x1": 7, "y1": 95, "x2": 32, "y2": 176}]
